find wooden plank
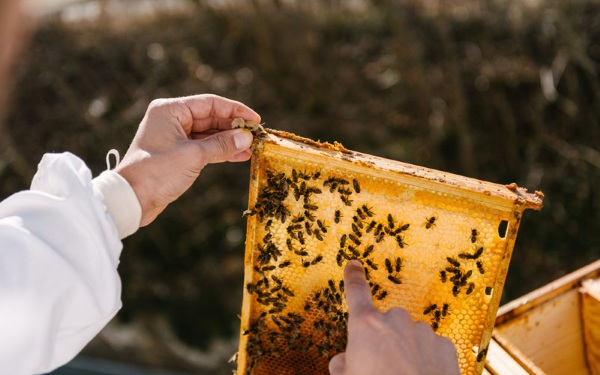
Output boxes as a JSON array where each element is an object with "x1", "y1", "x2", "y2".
[
  {"x1": 492, "y1": 331, "x2": 546, "y2": 374},
  {"x1": 580, "y1": 279, "x2": 600, "y2": 375},
  {"x1": 495, "y1": 288, "x2": 588, "y2": 375},
  {"x1": 485, "y1": 338, "x2": 532, "y2": 375}
]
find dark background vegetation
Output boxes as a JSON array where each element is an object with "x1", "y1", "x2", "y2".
[{"x1": 2, "y1": 0, "x2": 599, "y2": 372}]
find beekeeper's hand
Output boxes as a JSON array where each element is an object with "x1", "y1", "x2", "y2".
[
  {"x1": 329, "y1": 260, "x2": 460, "y2": 375},
  {"x1": 115, "y1": 94, "x2": 260, "y2": 226}
]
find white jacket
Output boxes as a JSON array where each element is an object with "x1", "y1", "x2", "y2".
[{"x1": 0, "y1": 152, "x2": 141, "y2": 374}]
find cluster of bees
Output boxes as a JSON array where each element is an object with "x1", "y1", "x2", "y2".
[
  {"x1": 241, "y1": 167, "x2": 489, "y2": 373},
  {"x1": 305, "y1": 279, "x2": 348, "y2": 358},
  {"x1": 423, "y1": 302, "x2": 450, "y2": 331},
  {"x1": 439, "y1": 231, "x2": 486, "y2": 298}
]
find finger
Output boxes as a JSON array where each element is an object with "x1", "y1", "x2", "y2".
[
  {"x1": 194, "y1": 128, "x2": 254, "y2": 164},
  {"x1": 344, "y1": 260, "x2": 377, "y2": 316},
  {"x1": 227, "y1": 148, "x2": 253, "y2": 162},
  {"x1": 328, "y1": 352, "x2": 346, "y2": 375},
  {"x1": 182, "y1": 94, "x2": 261, "y2": 131}
]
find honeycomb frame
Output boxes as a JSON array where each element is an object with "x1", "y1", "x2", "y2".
[{"x1": 237, "y1": 128, "x2": 543, "y2": 375}]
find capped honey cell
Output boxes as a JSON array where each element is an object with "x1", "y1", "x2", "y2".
[{"x1": 237, "y1": 128, "x2": 543, "y2": 375}]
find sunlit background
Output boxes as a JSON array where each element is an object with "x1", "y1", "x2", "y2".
[{"x1": 2, "y1": 0, "x2": 599, "y2": 373}]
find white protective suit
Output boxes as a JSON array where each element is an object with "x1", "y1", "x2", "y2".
[{"x1": 0, "y1": 152, "x2": 141, "y2": 374}]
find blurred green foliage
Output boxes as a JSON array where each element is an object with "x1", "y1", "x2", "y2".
[{"x1": 2, "y1": 0, "x2": 600, "y2": 369}]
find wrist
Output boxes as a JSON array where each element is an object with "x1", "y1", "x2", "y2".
[{"x1": 92, "y1": 170, "x2": 142, "y2": 238}]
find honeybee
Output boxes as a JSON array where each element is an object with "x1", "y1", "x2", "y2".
[
  {"x1": 287, "y1": 223, "x2": 302, "y2": 232},
  {"x1": 366, "y1": 221, "x2": 376, "y2": 233},
  {"x1": 340, "y1": 234, "x2": 347, "y2": 248},
  {"x1": 242, "y1": 209, "x2": 256, "y2": 218},
  {"x1": 353, "y1": 179, "x2": 361, "y2": 193},
  {"x1": 264, "y1": 219, "x2": 273, "y2": 231},
  {"x1": 328, "y1": 279, "x2": 336, "y2": 290},
  {"x1": 279, "y1": 260, "x2": 292, "y2": 268},
  {"x1": 352, "y1": 216, "x2": 364, "y2": 229},
  {"x1": 452, "y1": 284, "x2": 461, "y2": 297},
  {"x1": 366, "y1": 259, "x2": 378, "y2": 270},
  {"x1": 387, "y1": 214, "x2": 395, "y2": 229},
  {"x1": 356, "y1": 208, "x2": 366, "y2": 220},
  {"x1": 302, "y1": 260, "x2": 311, "y2": 268},
  {"x1": 395, "y1": 235, "x2": 405, "y2": 248},
  {"x1": 375, "y1": 232, "x2": 385, "y2": 243},
  {"x1": 282, "y1": 287, "x2": 295, "y2": 297},
  {"x1": 362, "y1": 245, "x2": 374, "y2": 257},
  {"x1": 362, "y1": 205, "x2": 374, "y2": 217},
  {"x1": 341, "y1": 195, "x2": 353, "y2": 206},
  {"x1": 425, "y1": 216, "x2": 437, "y2": 229},
  {"x1": 442, "y1": 303, "x2": 449, "y2": 317},
  {"x1": 397, "y1": 223, "x2": 410, "y2": 233},
  {"x1": 270, "y1": 285, "x2": 281, "y2": 293},
  {"x1": 371, "y1": 284, "x2": 381, "y2": 295},
  {"x1": 304, "y1": 210, "x2": 315, "y2": 222},
  {"x1": 336, "y1": 252, "x2": 343, "y2": 266},
  {"x1": 349, "y1": 233, "x2": 361, "y2": 245},
  {"x1": 466, "y1": 282, "x2": 475, "y2": 295},
  {"x1": 387, "y1": 275, "x2": 402, "y2": 284},
  {"x1": 385, "y1": 259, "x2": 393, "y2": 273},
  {"x1": 477, "y1": 348, "x2": 488, "y2": 362},
  {"x1": 334, "y1": 210, "x2": 342, "y2": 223},
  {"x1": 470, "y1": 229, "x2": 479, "y2": 243},
  {"x1": 395, "y1": 257, "x2": 402, "y2": 272},
  {"x1": 476, "y1": 260, "x2": 485, "y2": 274},
  {"x1": 312, "y1": 171, "x2": 320, "y2": 180},
  {"x1": 377, "y1": 291, "x2": 388, "y2": 300},
  {"x1": 304, "y1": 222, "x2": 313, "y2": 236},
  {"x1": 352, "y1": 223, "x2": 362, "y2": 235},
  {"x1": 314, "y1": 229, "x2": 324, "y2": 241},
  {"x1": 440, "y1": 270, "x2": 447, "y2": 283},
  {"x1": 446, "y1": 257, "x2": 460, "y2": 267},
  {"x1": 311, "y1": 254, "x2": 323, "y2": 265},
  {"x1": 317, "y1": 219, "x2": 328, "y2": 233},
  {"x1": 431, "y1": 321, "x2": 439, "y2": 331},
  {"x1": 348, "y1": 246, "x2": 361, "y2": 257},
  {"x1": 423, "y1": 303, "x2": 438, "y2": 315},
  {"x1": 458, "y1": 252, "x2": 472, "y2": 260},
  {"x1": 473, "y1": 247, "x2": 484, "y2": 259}
]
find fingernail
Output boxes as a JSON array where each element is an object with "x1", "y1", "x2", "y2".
[
  {"x1": 347, "y1": 259, "x2": 364, "y2": 270},
  {"x1": 234, "y1": 129, "x2": 253, "y2": 150}
]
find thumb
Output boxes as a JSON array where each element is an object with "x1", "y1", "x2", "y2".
[
  {"x1": 196, "y1": 128, "x2": 254, "y2": 164},
  {"x1": 329, "y1": 352, "x2": 346, "y2": 375}
]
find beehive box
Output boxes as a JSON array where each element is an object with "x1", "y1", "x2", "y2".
[
  {"x1": 488, "y1": 259, "x2": 600, "y2": 375},
  {"x1": 237, "y1": 128, "x2": 543, "y2": 375}
]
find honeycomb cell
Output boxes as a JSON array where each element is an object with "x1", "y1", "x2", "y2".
[{"x1": 236, "y1": 129, "x2": 543, "y2": 375}]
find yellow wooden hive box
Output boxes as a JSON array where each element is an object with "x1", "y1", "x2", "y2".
[
  {"x1": 236, "y1": 128, "x2": 543, "y2": 375},
  {"x1": 484, "y1": 260, "x2": 600, "y2": 375}
]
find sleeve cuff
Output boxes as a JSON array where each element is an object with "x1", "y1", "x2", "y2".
[{"x1": 92, "y1": 170, "x2": 141, "y2": 239}]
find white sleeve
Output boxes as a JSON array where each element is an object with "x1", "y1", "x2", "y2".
[{"x1": 0, "y1": 152, "x2": 141, "y2": 375}]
